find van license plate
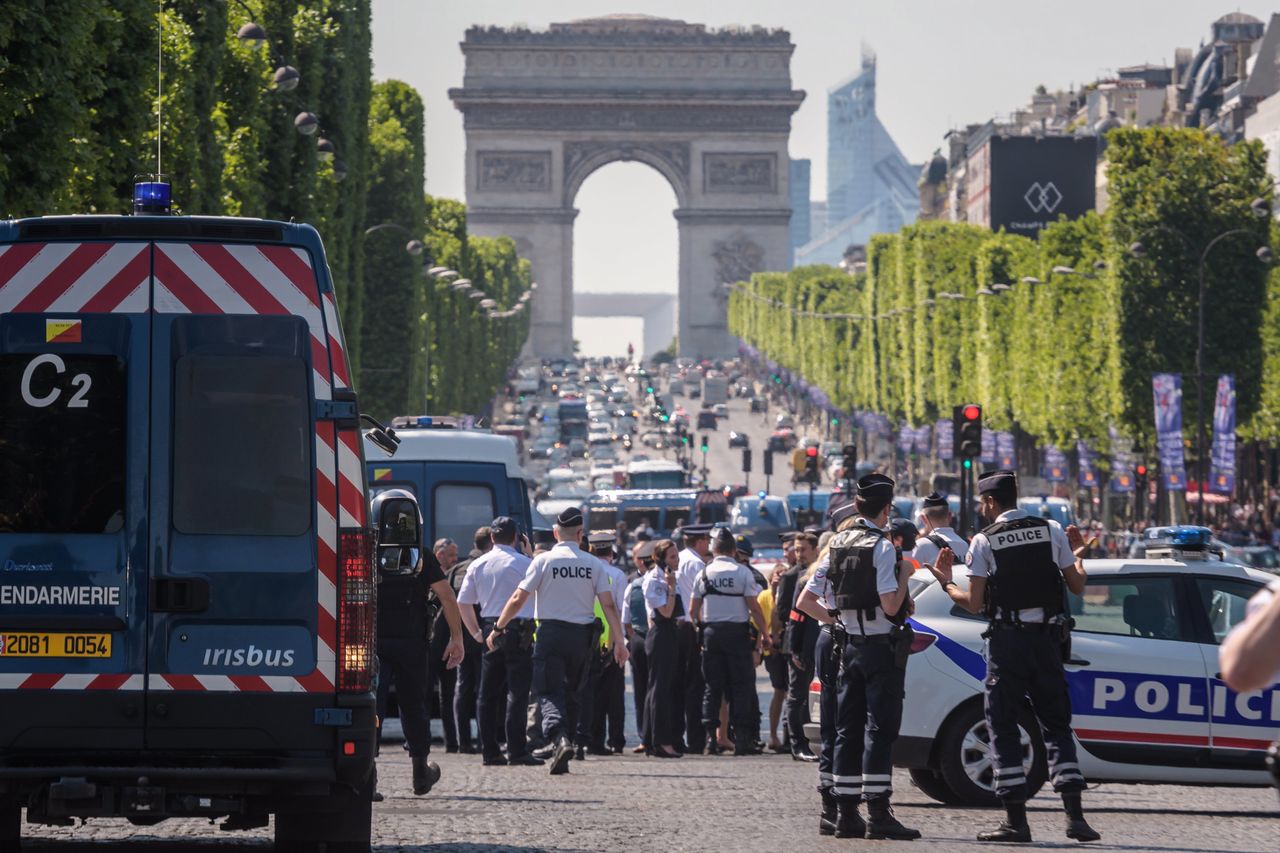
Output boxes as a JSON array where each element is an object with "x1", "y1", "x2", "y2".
[{"x1": 0, "y1": 633, "x2": 111, "y2": 658}]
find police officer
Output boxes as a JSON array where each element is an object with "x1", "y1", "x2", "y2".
[
  {"x1": 585, "y1": 531, "x2": 628, "y2": 756},
  {"x1": 911, "y1": 492, "x2": 968, "y2": 567},
  {"x1": 929, "y1": 470, "x2": 1100, "y2": 843},
  {"x1": 456, "y1": 516, "x2": 543, "y2": 767},
  {"x1": 783, "y1": 531, "x2": 821, "y2": 762},
  {"x1": 429, "y1": 538, "x2": 463, "y2": 752},
  {"x1": 889, "y1": 519, "x2": 921, "y2": 570},
  {"x1": 450, "y1": 526, "x2": 493, "y2": 753},
  {"x1": 372, "y1": 490, "x2": 465, "y2": 796},
  {"x1": 641, "y1": 538, "x2": 683, "y2": 758},
  {"x1": 674, "y1": 524, "x2": 713, "y2": 752},
  {"x1": 690, "y1": 527, "x2": 765, "y2": 755},
  {"x1": 489, "y1": 507, "x2": 627, "y2": 776},
  {"x1": 795, "y1": 475, "x2": 920, "y2": 841},
  {"x1": 624, "y1": 540, "x2": 656, "y2": 751}
]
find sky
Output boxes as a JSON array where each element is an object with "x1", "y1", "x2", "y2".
[{"x1": 371, "y1": 1, "x2": 1274, "y2": 356}]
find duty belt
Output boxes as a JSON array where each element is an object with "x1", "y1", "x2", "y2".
[
  {"x1": 844, "y1": 633, "x2": 893, "y2": 645},
  {"x1": 988, "y1": 621, "x2": 1051, "y2": 632}
]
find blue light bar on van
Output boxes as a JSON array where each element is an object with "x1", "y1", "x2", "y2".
[
  {"x1": 417, "y1": 417, "x2": 433, "y2": 427},
  {"x1": 1143, "y1": 525, "x2": 1212, "y2": 550},
  {"x1": 133, "y1": 181, "x2": 171, "y2": 215}
]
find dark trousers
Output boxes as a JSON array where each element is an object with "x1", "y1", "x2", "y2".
[
  {"x1": 591, "y1": 656, "x2": 626, "y2": 750},
  {"x1": 478, "y1": 625, "x2": 534, "y2": 760},
  {"x1": 786, "y1": 654, "x2": 815, "y2": 751},
  {"x1": 675, "y1": 621, "x2": 703, "y2": 746},
  {"x1": 643, "y1": 619, "x2": 679, "y2": 748},
  {"x1": 815, "y1": 626, "x2": 837, "y2": 794},
  {"x1": 700, "y1": 622, "x2": 755, "y2": 734},
  {"x1": 453, "y1": 633, "x2": 482, "y2": 748},
  {"x1": 376, "y1": 638, "x2": 431, "y2": 758},
  {"x1": 427, "y1": 625, "x2": 458, "y2": 748},
  {"x1": 628, "y1": 631, "x2": 649, "y2": 737},
  {"x1": 985, "y1": 628, "x2": 1085, "y2": 802},
  {"x1": 575, "y1": 646, "x2": 603, "y2": 746},
  {"x1": 833, "y1": 636, "x2": 904, "y2": 804},
  {"x1": 532, "y1": 620, "x2": 592, "y2": 742}
]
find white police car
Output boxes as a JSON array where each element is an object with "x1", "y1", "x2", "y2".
[{"x1": 807, "y1": 526, "x2": 1280, "y2": 806}]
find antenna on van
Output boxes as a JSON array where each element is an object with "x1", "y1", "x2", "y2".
[{"x1": 156, "y1": 0, "x2": 162, "y2": 177}]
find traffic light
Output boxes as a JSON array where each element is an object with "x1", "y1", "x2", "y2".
[
  {"x1": 804, "y1": 445, "x2": 820, "y2": 484},
  {"x1": 700, "y1": 434, "x2": 709, "y2": 454},
  {"x1": 841, "y1": 444, "x2": 857, "y2": 479},
  {"x1": 953, "y1": 403, "x2": 983, "y2": 460},
  {"x1": 742, "y1": 449, "x2": 752, "y2": 473},
  {"x1": 763, "y1": 451, "x2": 774, "y2": 476},
  {"x1": 1135, "y1": 463, "x2": 1148, "y2": 478}
]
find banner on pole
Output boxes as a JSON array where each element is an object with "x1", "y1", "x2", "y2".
[
  {"x1": 914, "y1": 425, "x2": 933, "y2": 456},
  {"x1": 996, "y1": 432, "x2": 1016, "y2": 470},
  {"x1": 897, "y1": 425, "x2": 914, "y2": 454},
  {"x1": 1152, "y1": 373, "x2": 1187, "y2": 491},
  {"x1": 980, "y1": 430, "x2": 997, "y2": 465},
  {"x1": 1077, "y1": 440, "x2": 1097, "y2": 488},
  {"x1": 937, "y1": 419, "x2": 953, "y2": 461},
  {"x1": 1042, "y1": 445, "x2": 1067, "y2": 482},
  {"x1": 1209, "y1": 374, "x2": 1236, "y2": 495},
  {"x1": 1108, "y1": 426, "x2": 1135, "y2": 493}
]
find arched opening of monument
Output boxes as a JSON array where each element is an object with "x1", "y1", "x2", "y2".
[{"x1": 572, "y1": 161, "x2": 678, "y2": 361}]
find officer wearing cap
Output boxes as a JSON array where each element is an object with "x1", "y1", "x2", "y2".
[
  {"x1": 489, "y1": 507, "x2": 627, "y2": 776},
  {"x1": 456, "y1": 516, "x2": 543, "y2": 767},
  {"x1": 930, "y1": 470, "x2": 1098, "y2": 844},
  {"x1": 582, "y1": 531, "x2": 628, "y2": 757},
  {"x1": 689, "y1": 527, "x2": 765, "y2": 755},
  {"x1": 675, "y1": 523, "x2": 714, "y2": 752},
  {"x1": 911, "y1": 492, "x2": 968, "y2": 567},
  {"x1": 795, "y1": 475, "x2": 920, "y2": 840}
]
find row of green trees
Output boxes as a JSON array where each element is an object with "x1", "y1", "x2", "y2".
[
  {"x1": 0, "y1": 1, "x2": 529, "y2": 420},
  {"x1": 730, "y1": 128, "x2": 1278, "y2": 457}
]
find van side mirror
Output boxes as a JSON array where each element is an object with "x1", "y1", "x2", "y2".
[
  {"x1": 362, "y1": 413, "x2": 400, "y2": 457},
  {"x1": 377, "y1": 497, "x2": 420, "y2": 547}
]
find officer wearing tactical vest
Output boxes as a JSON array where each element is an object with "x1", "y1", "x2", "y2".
[
  {"x1": 911, "y1": 492, "x2": 968, "y2": 566},
  {"x1": 929, "y1": 469, "x2": 1101, "y2": 844},
  {"x1": 372, "y1": 490, "x2": 465, "y2": 797},
  {"x1": 794, "y1": 474, "x2": 921, "y2": 841},
  {"x1": 689, "y1": 527, "x2": 765, "y2": 755},
  {"x1": 489, "y1": 507, "x2": 628, "y2": 776}
]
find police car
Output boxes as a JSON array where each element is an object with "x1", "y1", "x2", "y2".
[
  {"x1": 807, "y1": 526, "x2": 1280, "y2": 806},
  {"x1": 0, "y1": 182, "x2": 379, "y2": 851}
]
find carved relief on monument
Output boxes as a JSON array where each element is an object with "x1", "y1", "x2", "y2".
[
  {"x1": 712, "y1": 232, "x2": 766, "y2": 285},
  {"x1": 461, "y1": 106, "x2": 794, "y2": 133},
  {"x1": 703, "y1": 153, "x2": 777, "y2": 193},
  {"x1": 564, "y1": 140, "x2": 690, "y2": 195},
  {"x1": 476, "y1": 151, "x2": 552, "y2": 192}
]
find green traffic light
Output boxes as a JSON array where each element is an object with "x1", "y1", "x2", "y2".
[{"x1": 962, "y1": 458, "x2": 972, "y2": 469}]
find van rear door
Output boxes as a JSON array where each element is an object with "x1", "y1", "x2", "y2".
[
  {"x1": 0, "y1": 239, "x2": 150, "y2": 751},
  {"x1": 145, "y1": 241, "x2": 345, "y2": 751}
]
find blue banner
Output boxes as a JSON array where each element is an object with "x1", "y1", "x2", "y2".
[
  {"x1": 1152, "y1": 373, "x2": 1187, "y2": 491},
  {"x1": 914, "y1": 425, "x2": 933, "y2": 455},
  {"x1": 996, "y1": 432, "x2": 1016, "y2": 469},
  {"x1": 937, "y1": 419, "x2": 953, "y2": 461},
  {"x1": 1210, "y1": 374, "x2": 1236, "y2": 495},
  {"x1": 980, "y1": 429, "x2": 997, "y2": 465},
  {"x1": 897, "y1": 425, "x2": 914, "y2": 454},
  {"x1": 1108, "y1": 426, "x2": 1135, "y2": 493},
  {"x1": 1043, "y1": 445, "x2": 1067, "y2": 482},
  {"x1": 1077, "y1": 440, "x2": 1098, "y2": 488}
]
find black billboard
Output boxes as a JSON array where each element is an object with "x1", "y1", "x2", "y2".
[{"x1": 985, "y1": 135, "x2": 1096, "y2": 238}]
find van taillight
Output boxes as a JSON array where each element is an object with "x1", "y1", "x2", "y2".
[{"x1": 337, "y1": 529, "x2": 376, "y2": 693}]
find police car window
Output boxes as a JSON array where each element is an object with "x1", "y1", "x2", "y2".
[
  {"x1": 1192, "y1": 577, "x2": 1262, "y2": 644},
  {"x1": 172, "y1": 354, "x2": 311, "y2": 536},
  {"x1": 434, "y1": 484, "x2": 494, "y2": 550},
  {"x1": 0, "y1": 354, "x2": 126, "y2": 534},
  {"x1": 1069, "y1": 577, "x2": 1188, "y2": 641}
]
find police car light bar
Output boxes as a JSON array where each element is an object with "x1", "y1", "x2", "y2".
[
  {"x1": 133, "y1": 179, "x2": 171, "y2": 215},
  {"x1": 1143, "y1": 525, "x2": 1224, "y2": 561}
]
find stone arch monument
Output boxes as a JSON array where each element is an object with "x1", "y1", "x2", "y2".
[{"x1": 449, "y1": 14, "x2": 805, "y2": 358}]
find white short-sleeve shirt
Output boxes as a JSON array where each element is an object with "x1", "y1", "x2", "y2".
[
  {"x1": 518, "y1": 541, "x2": 612, "y2": 624},
  {"x1": 804, "y1": 518, "x2": 899, "y2": 636},
  {"x1": 692, "y1": 556, "x2": 762, "y2": 623},
  {"x1": 674, "y1": 548, "x2": 706, "y2": 623},
  {"x1": 457, "y1": 544, "x2": 534, "y2": 619},
  {"x1": 911, "y1": 526, "x2": 969, "y2": 567},
  {"x1": 966, "y1": 509, "x2": 1074, "y2": 623}
]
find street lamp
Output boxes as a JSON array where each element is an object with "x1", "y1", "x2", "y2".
[
  {"x1": 272, "y1": 65, "x2": 300, "y2": 92},
  {"x1": 1127, "y1": 202, "x2": 1273, "y2": 522},
  {"x1": 363, "y1": 223, "x2": 427, "y2": 259},
  {"x1": 1020, "y1": 276, "x2": 1043, "y2": 286},
  {"x1": 294, "y1": 112, "x2": 319, "y2": 136}
]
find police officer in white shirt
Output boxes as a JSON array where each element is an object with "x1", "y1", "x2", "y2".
[
  {"x1": 690, "y1": 527, "x2": 765, "y2": 756},
  {"x1": 911, "y1": 492, "x2": 969, "y2": 566},
  {"x1": 930, "y1": 470, "x2": 1099, "y2": 844},
  {"x1": 674, "y1": 523, "x2": 713, "y2": 752},
  {"x1": 457, "y1": 516, "x2": 542, "y2": 767},
  {"x1": 641, "y1": 538, "x2": 683, "y2": 758},
  {"x1": 489, "y1": 507, "x2": 627, "y2": 776}
]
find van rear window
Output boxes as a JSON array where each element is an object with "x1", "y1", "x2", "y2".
[
  {"x1": 0, "y1": 354, "x2": 126, "y2": 533},
  {"x1": 173, "y1": 355, "x2": 311, "y2": 536}
]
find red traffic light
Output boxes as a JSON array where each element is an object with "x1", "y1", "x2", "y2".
[
  {"x1": 805, "y1": 446, "x2": 818, "y2": 457},
  {"x1": 962, "y1": 404, "x2": 981, "y2": 421},
  {"x1": 1136, "y1": 464, "x2": 1148, "y2": 476}
]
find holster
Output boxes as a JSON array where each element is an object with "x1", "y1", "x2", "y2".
[
  {"x1": 501, "y1": 619, "x2": 535, "y2": 653},
  {"x1": 830, "y1": 621, "x2": 848, "y2": 669},
  {"x1": 589, "y1": 617, "x2": 604, "y2": 652},
  {"x1": 1052, "y1": 615, "x2": 1075, "y2": 660},
  {"x1": 890, "y1": 623, "x2": 914, "y2": 669}
]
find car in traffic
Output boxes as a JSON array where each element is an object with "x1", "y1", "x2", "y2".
[
  {"x1": 696, "y1": 410, "x2": 718, "y2": 430},
  {"x1": 805, "y1": 526, "x2": 1280, "y2": 807},
  {"x1": 728, "y1": 430, "x2": 750, "y2": 448},
  {"x1": 712, "y1": 403, "x2": 729, "y2": 419},
  {"x1": 728, "y1": 493, "x2": 794, "y2": 544},
  {"x1": 750, "y1": 397, "x2": 767, "y2": 413},
  {"x1": 1222, "y1": 545, "x2": 1280, "y2": 572}
]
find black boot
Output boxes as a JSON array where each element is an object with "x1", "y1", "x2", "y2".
[
  {"x1": 705, "y1": 724, "x2": 722, "y2": 756},
  {"x1": 549, "y1": 734, "x2": 573, "y2": 776},
  {"x1": 834, "y1": 800, "x2": 866, "y2": 839},
  {"x1": 732, "y1": 732, "x2": 757, "y2": 756},
  {"x1": 977, "y1": 801, "x2": 1032, "y2": 843},
  {"x1": 866, "y1": 797, "x2": 921, "y2": 841},
  {"x1": 410, "y1": 756, "x2": 441, "y2": 796},
  {"x1": 1062, "y1": 792, "x2": 1101, "y2": 842},
  {"x1": 818, "y1": 789, "x2": 838, "y2": 837}
]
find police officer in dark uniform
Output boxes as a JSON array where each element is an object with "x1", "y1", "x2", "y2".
[
  {"x1": 449, "y1": 526, "x2": 492, "y2": 753},
  {"x1": 372, "y1": 490, "x2": 465, "y2": 796},
  {"x1": 795, "y1": 475, "x2": 920, "y2": 841},
  {"x1": 641, "y1": 537, "x2": 684, "y2": 758},
  {"x1": 929, "y1": 470, "x2": 1100, "y2": 843},
  {"x1": 488, "y1": 507, "x2": 628, "y2": 776},
  {"x1": 691, "y1": 527, "x2": 766, "y2": 755}
]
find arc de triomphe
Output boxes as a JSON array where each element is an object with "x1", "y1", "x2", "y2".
[{"x1": 449, "y1": 15, "x2": 805, "y2": 359}]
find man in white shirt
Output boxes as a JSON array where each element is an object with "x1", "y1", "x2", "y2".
[
  {"x1": 489, "y1": 507, "x2": 627, "y2": 776},
  {"x1": 457, "y1": 516, "x2": 540, "y2": 767},
  {"x1": 911, "y1": 492, "x2": 969, "y2": 566},
  {"x1": 674, "y1": 523, "x2": 713, "y2": 752}
]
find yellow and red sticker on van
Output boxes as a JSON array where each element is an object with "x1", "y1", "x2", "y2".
[{"x1": 45, "y1": 319, "x2": 82, "y2": 343}]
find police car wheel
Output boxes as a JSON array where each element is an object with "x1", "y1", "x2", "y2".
[
  {"x1": 936, "y1": 701, "x2": 1047, "y2": 807},
  {"x1": 907, "y1": 767, "x2": 962, "y2": 805}
]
